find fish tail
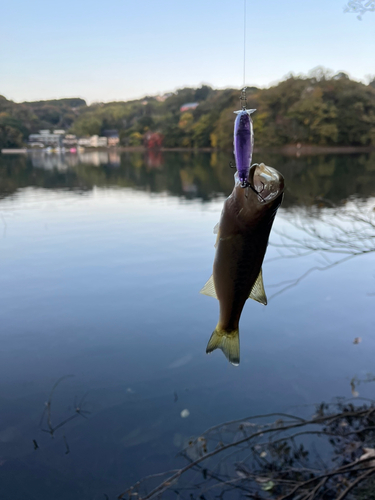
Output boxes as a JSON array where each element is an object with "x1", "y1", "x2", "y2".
[{"x1": 206, "y1": 327, "x2": 240, "y2": 366}]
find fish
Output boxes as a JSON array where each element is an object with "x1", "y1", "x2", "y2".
[
  {"x1": 233, "y1": 108, "x2": 256, "y2": 187},
  {"x1": 200, "y1": 163, "x2": 284, "y2": 366}
]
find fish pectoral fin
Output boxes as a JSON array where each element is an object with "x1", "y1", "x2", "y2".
[
  {"x1": 206, "y1": 328, "x2": 240, "y2": 366},
  {"x1": 213, "y1": 223, "x2": 220, "y2": 248},
  {"x1": 249, "y1": 268, "x2": 268, "y2": 305},
  {"x1": 214, "y1": 227, "x2": 221, "y2": 248},
  {"x1": 200, "y1": 275, "x2": 218, "y2": 299}
]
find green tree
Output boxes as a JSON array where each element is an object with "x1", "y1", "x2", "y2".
[
  {"x1": 0, "y1": 125, "x2": 23, "y2": 148},
  {"x1": 287, "y1": 87, "x2": 338, "y2": 144},
  {"x1": 192, "y1": 114, "x2": 213, "y2": 147},
  {"x1": 128, "y1": 132, "x2": 143, "y2": 146},
  {"x1": 70, "y1": 115, "x2": 102, "y2": 136}
]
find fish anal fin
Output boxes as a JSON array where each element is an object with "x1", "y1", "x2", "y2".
[
  {"x1": 206, "y1": 328, "x2": 240, "y2": 366},
  {"x1": 213, "y1": 222, "x2": 219, "y2": 234},
  {"x1": 200, "y1": 275, "x2": 218, "y2": 299},
  {"x1": 249, "y1": 268, "x2": 267, "y2": 305}
]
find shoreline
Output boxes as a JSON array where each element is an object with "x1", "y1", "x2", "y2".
[
  {"x1": 118, "y1": 145, "x2": 375, "y2": 155},
  {"x1": 2, "y1": 145, "x2": 374, "y2": 156}
]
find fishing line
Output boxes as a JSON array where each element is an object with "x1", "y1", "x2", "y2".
[
  {"x1": 238, "y1": 0, "x2": 265, "y2": 202},
  {"x1": 243, "y1": 0, "x2": 246, "y2": 88}
]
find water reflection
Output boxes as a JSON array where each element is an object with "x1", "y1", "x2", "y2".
[
  {"x1": 31, "y1": 150, "x2": 119, "y2": 169},
  {"x1": 0, "y1": 150, "x2": 374, "y2": 204},
  {"x1": 268, "y1": 197, "x2": 375, "y2": 299},
  {"x1": 127, "y1": 397, "x2": 375, "y2": 499},
  {"x1": 0, "y1": 151, "x2": 374, "y2": 499}
]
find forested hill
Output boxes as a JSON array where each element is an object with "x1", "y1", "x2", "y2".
[{"x1": 1, "y1": 71, "x2": 375, "y2": 149}]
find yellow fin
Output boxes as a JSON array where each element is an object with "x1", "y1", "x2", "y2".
[
  {"x1": 200, "y1": 275, "x2": 218, "y2": 299},
  {"x1": 213, "y1": 224, "x2": 220, "y2": 248},
  {"x1": 214, "y1": 229, "x2": 221, "y2": 248},
  {"x1": 249, "y1": 268, "x2": 267, "y2": 305},
  {"x1": 206, "y1": 328, "x2": 240, "y2": 366}
]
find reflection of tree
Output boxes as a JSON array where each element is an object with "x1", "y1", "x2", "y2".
[
  {"x1": 256, "y1": 153, "x2": 375, "y2": 208},
  {"x1": 38, "y1": 376, "x2": 90, "y2": 455},
  {"x1": 267, "y1": 199, "x2": 375, "y2": 299},
  {"x1": 122, "y1": 399, "x2": 375, "y2": 499},
  {"x1": 1, "y1": 153, "x2": 375, "y2": 206}
]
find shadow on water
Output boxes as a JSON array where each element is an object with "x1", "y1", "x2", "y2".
[{"x1": 0, "y1": 150, "x2": 375, "y2": 204}]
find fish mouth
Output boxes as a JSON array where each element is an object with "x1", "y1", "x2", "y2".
[{"x1": 251, "y1": 163, "x2": 284, "y2": 203}]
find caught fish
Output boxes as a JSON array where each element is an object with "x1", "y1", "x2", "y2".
[
  {"x1": 200, "y1": 163, "x2": 284, "y2": 365},
  {"x1": 233, "y1": 108, "x2": 256, "y2": 187}
]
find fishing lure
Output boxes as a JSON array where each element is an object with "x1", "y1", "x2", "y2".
[{"x1": 233, "y1": 88, "x2": 256, "y2": 188}]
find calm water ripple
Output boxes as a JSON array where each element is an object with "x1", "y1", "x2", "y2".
[{"x1": 0, "y1": 151, "x2": 374, "y2": 499}]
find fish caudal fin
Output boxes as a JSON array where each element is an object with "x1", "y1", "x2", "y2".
[{"x1": 206, "y1": 328, "x2": 240, "y2": 366}]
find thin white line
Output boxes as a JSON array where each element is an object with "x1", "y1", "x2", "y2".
[{"x1": 243, "y1": 0, "x2": 246, "y2": 87}]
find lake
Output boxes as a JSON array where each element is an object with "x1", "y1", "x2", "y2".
[{"x1": 0, "y1": 150, "x2": 374, "y2": 499}]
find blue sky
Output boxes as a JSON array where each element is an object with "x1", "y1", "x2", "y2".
[{"x1": 1, "y1": 0, "x2": 374, "y2": 103}]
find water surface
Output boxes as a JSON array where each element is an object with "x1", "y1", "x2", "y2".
[{"x1": 0, "y1": 150, "x2": 374, "y2": 499}]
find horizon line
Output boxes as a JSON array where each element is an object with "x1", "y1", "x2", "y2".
[{"x1": 2, "y1": 68, "x2": 372, "y2": 106}]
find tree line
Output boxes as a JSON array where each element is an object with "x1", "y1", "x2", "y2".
[{"x1": 1, "y1": 69, "x2": 374, "y2": 150}]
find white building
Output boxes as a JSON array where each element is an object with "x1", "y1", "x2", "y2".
[
  {"x1": 89, "y1": 135, "x2": 108, "y2": 148},
  {"x1": 77, "y1": 136, "x2": 108, "y2": 148},
  {"x1": 97, "y1": 136, "x2": 107, "y2": 147},
  {"x1": 63, "y1": 134, "x2": 77, "y2": 146},
  {"x1": 29, "y1": 130, "x2": 64, "y2": 147},
  {"x1": 77, "y1": 137, "x2": 91, "y2": 147}
]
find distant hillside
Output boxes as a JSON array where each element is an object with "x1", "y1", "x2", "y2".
[
  {"x1": 1, "y1": 70, "x2": 375, "y2": 149},
  {"x1": 0, "y1": 97, "x2": 87, "y2": 148}
]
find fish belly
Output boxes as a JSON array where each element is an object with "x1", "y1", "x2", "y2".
[{"x1": 213, "y1": 232, "x2": 264, "y2": 332}]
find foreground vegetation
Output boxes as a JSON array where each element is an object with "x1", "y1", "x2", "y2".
[
  {"x1": 121, "y1": 399, "x2": 375, "y2": 499},
  {"x1": 1, "y1": 69, "x2": 375, "y2": 150}
]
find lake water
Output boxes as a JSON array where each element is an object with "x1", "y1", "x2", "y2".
[{"x1": 0, "y1": 150, "x2": 374, "y2": 499}]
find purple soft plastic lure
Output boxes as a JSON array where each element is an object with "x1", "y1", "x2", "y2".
[{"x1": 233, "y1": 107, "x2": 256, "y2": 187}]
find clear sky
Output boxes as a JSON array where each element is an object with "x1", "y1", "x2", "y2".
[{"x1": 1, "y1": 0, "x2": 374, "y2": 104}]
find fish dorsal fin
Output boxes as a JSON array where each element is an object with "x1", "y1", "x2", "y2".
[
  {"x1": 249, "y1": 268, "x2": 267, "y2": 305},
  {"x1": 213, "y1": 222, "x2": 219, "y2": 234},
  {"x1": 234, "y1": 109, "x2": 256, "y2": 115},
  {"x1": 200, "y1": 275, "x2": 218, "y2": 299}
]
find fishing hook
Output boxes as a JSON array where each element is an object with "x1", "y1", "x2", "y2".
[
  {"x1": 241, "y1": 163, "x2": 265, "y2": 200},
  {"x1": 242, "y1": 181, "x2": 265, "y2": 202}
]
